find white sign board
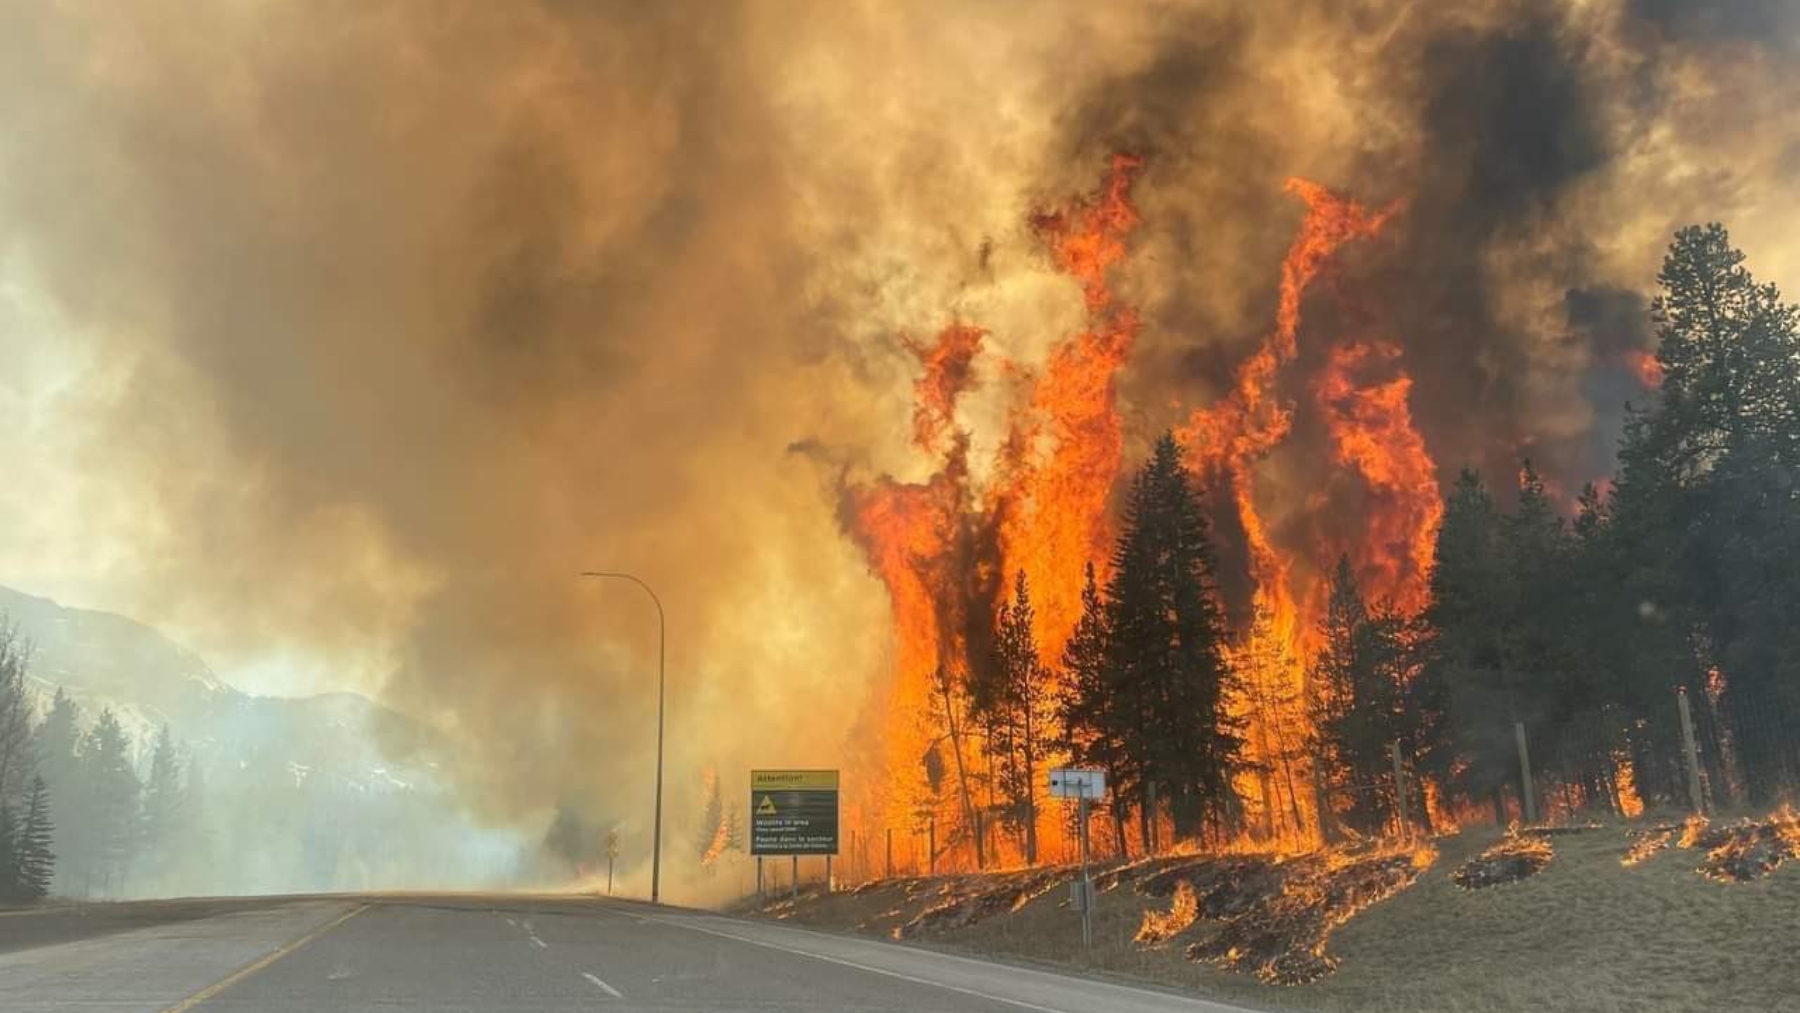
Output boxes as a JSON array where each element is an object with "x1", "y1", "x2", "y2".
[{"x1": 1048, "y1": 767, "x2": 1107, "y2": 800}]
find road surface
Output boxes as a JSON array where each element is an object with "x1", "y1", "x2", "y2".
[{"x1": 0, "y1": 893, "x2": 1260, "y2": 1012}]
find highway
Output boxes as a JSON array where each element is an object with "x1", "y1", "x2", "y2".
[{"x1": 0, "y1": 893, "x2": 1258, "y2": 1013}]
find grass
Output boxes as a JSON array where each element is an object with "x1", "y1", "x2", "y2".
[{"x1": 740, "y1": 817, "x2": 1800, "y2": 1013}]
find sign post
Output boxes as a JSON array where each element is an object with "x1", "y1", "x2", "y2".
[
  {"x1": 604, "y1": 830, "x2": 620, "y2": 896},
  {"x1": 750, "y1": 770, "x2": 840, "y2": 898},
  {"x1": 1049, "y1": 767, "x2": 1106, "y2": 948}
]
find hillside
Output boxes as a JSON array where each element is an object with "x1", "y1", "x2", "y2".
[
  {"x1": 0, "y1": 585, "x2": 523, "y2": 896},
  {"x1": 0, "y1": 585, "x2": 441, "y2": 794},
  {"x1": 744, "y1": 817, "x2": 1800, "y2": 1013}
]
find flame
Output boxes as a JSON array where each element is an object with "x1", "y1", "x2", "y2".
[
  {"x1": 844, "y1": 165, "x2": 1444, "y2": 864},
  {"x1": 1313, "y1": 340, "x2": 1443, "y2": 615},
  {"x1": 844, "y1": 158, "x2": 1146, "y2": 861},
  {"x1": 1612, "y1": 751, "x2": 1645, "y2": 819},
  {"x1": 997, "y1": 152, "x2": 1145, "y2": 661},
  {"x1": 1180, "y1": 180, "x2": 1403, "y2": 652},
  {"x1": 1177, "y1": 179, "x2": 1415, "y2": 849},
  {"x1": 1135, "y1": 879, "x2": 1200, "y2": 944},
  {"x1": 1677, "y1": 813, "x2": 1710, "y2": 849},
  {"x1": 1695, "y1": 806, "x2": 1800, "y2": 883},
  {"x1": 1621, "y1": 828, "x2": 1672, "y2": 867},
  {"x1": 910, "y1": 324, "x2": 987, "y2": 455},
  {"x1": 1623, "y1": 348, "x2": 1664, "y2": 388}
]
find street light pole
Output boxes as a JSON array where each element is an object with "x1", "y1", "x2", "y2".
[{"x1": 580, "y1": 570, "x2": 666, "y2": 905}]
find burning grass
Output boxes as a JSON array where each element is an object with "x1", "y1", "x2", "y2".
[
  {"x1": 1184, "y1": 845, "x2": 1436, "y2": 984},
  {"x1": 1620, "y1": 827, "x2": 1675, "y2": 867},
  {"x1": 740, "y1": 823, "x2": 1800, "y2": 1013},
  {"x1": 1451, "y1": 834, "x2": 1553, "y2": 890},
  {"x1": 894, "y1": 867, "x2": 1070, "y2": 939},
  {"x1": 1134, "y1": 880, "x2": 1198, "y2": 945},
  {"x1": 1693, "y1": 806, "x2": 1800, "y2": 883},
  {"x1": 1617, "y1": 807, "x2": 1800, "y2": 882}
]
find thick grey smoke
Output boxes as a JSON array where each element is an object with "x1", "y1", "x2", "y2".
[{"x1": 0, "y1": 0, "x2": 1795, "y2": 894}]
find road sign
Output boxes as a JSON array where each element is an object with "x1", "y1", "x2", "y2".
[
  {"x1": 1049, "y1": 767, "x2": 1105, "y2": 948},
  {"x1": 1048, "y1": 767, "x2": 1107, "y2": 800},
  {"x1": 750, "y1": 769, "x2": 839, "y2": 856}
]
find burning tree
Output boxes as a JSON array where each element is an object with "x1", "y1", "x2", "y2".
[
  {"x1": 1058, "y1": 563, "x2": 1134, "y2": 857},
  {"x1": 973, "y1": 570, "x2": 1054, "y2": 864},
  {"x1": 1102, "y1": 434, "x2": 1244, "y2": 848},
  {"x1": 1231, "y1": 602, "x2": 1310, "y2": 845},
  {"x1": 1310, "y1": 558, "x2": 1416, "y2": 836}
]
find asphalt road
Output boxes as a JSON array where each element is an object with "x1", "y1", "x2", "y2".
[{"x1": 0, "y1": 893, "x2": 1259, "y2": 1013}]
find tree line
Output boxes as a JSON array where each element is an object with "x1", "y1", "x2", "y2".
[
  {"x1": 0, "y1": 625, "x2": 201, "y2": 903},
  {"x1": 921, "y1": 222, "x2": 1800, "y2": 864}
]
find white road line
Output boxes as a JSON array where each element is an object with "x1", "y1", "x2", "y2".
[
  {"x1": 647, "y1": 914, "x2": 1259, "y2": 1013},
  {"x1": 528, "y1": 934, "x2": 548, "y2": 950},
  {"x1": 581, "y1": 972, "x2": 623, "y2": 998}
]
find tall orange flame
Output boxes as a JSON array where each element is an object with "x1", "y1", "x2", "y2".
[
  {"x1": 997, "y1": 153, "x2": 1145, "y2": 661},
  {"x1": 1180, "y1": 179, "x2": 1402, "y2": 653},
  {"x1": 1313, "y1": 340, "x2": 1443, "y2": 615},
  {"x1": 844, "y1": 158, "x2": 1146, "y2": 860}
]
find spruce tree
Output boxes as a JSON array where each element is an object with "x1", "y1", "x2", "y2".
[
  {"x1": 698, "y1": 772, "x2": 724, "y2": 864},
  {"x1": 0, "y1": 624, "x2": 34, "y2": 810},
  {"x1": 81, "y1": 710, "x2": 141, "y2": 896},
  {"x1": 989, "y1": 570, "x2": 1050, "y2": 863},
  {"x1": 1058, "y1": 562, "x2": 1132, "y2": 855},
  {"x1": 1104, "y1": 433, "x2": 1241, "y2": 844},
  {"x1": 141, "y1": 725, "x2": 182, "y2": 890},
  {"x1": 0, "y1": 800, "x2": 16, "y2": 901},
  {"x1": 16, "y1": 776, "x2": 53, "y2": 901}
]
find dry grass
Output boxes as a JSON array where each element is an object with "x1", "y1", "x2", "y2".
[{"x1": 739, "y1": 817, "x2": 1800, "y2": 1012}]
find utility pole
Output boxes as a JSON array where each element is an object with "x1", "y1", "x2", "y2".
[
  {"x1": 581, "y1": 571, "x2": 667, "y2": 904},
  {"x1": 1678, "y1": 687, "x2": 1707, "y2": 815},
  {"x1": 1514, "y1": 721, "x2": 1537, "y2": 825}
]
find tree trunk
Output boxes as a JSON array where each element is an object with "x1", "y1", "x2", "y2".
[{"x1": 937, "y1": 672, "x2": 984, "y2": 870}]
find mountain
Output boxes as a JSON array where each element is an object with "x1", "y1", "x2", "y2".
[{"x1": 0, "y1": 585, "x2": 442, "y2": 794}]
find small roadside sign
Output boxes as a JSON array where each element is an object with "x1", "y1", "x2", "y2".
[
  {"x1": 750, "y1": 769, "x2": 839, "y2": 856},
  {"x1": 1048, "y1": 767, "x2": 1107, "y2": 800}
]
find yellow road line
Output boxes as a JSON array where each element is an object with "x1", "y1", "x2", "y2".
[{"x1": 158, "y1": 903, "x2": 370, "y2": 1013}]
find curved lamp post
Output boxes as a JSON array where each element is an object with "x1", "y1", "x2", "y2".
[{"x1": 579, "y1": 570, "x2": 665, "y2": 905}]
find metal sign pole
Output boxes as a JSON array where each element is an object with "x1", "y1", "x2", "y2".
[{"x1": 1078, "y1": 793, "x2": 1093, "y2": 948}]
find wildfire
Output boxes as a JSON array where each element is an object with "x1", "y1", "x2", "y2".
[
  {"x1": 1313, "y1": 340, "x2": 1443, "y2": 616},
  {"x1": 844, "y1": 157, "x2": 1146, "y2": 860},
  {"x1": 843, "y1": 160, "x2": 1441, "y2": 864},
  {"x1": 997, "y1": 152, "x2": 1145, "y2": 662},
  {"x1": 1135, "y1": 879, "x2": 1200, "y2": 944},
  {"x1": 1180, "y1": 180, "x2": 1403, "y2": 660},
  {"x1": 910, "y1": 324, "x2": 987, "y2": 455},
  {"x1": 1623, "y1": 348, "x2": 1664, "y2": 388},
  {"x1": 1177, "y1": 178, "x2": 1427, "y2": 848}
]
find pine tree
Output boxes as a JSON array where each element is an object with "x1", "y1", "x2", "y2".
[
  {"x1": 0, "y1": 800, "x2": 16, "y2": 901},
  {"x1": 81, "y1": 709, "x2": 141, "y2": 896},
  {"x1": 1419, "y1": 468, "x2": 1514, "y2": 820},
  {"x1": 1232, "y1": 602, "x2": 1307, "y2": 843},
  {"x1": 698, "y1": 771, "x2": 726, "y2": 865},
  {"x1": 16, "y1": 776, "x2": 53, "y2": 901},
  {"x1": 1311, "y1": 558, "x2": 1409, "y2": 835},
  {"x1": 1058, "y1": 562, "x2": 1133, "y2": 856},
  {"x1": 0, "y1": 624, "x2": 35, "y2": 810},
  {"x1": 722, "y1": 802, "x2": 744, "y2": 853},
  {"x1": 985, "y1": 570, "x2": 1051, "y2": 863},
  {"x1": 1104, "y1": 433, "x2": 1241, "y2": 845},
  {"x1": 141, "y1": 725, "x2": 182, "y2": 890}
]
